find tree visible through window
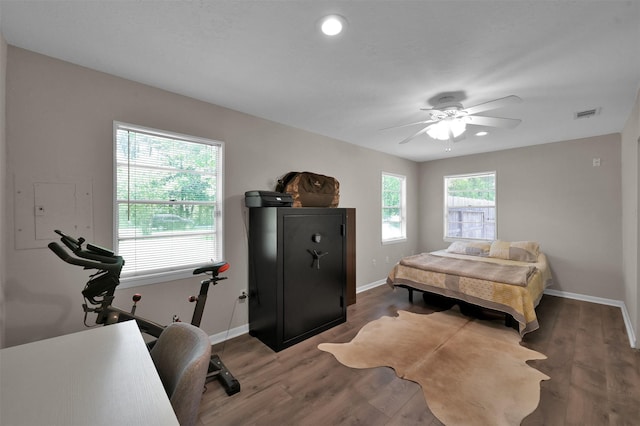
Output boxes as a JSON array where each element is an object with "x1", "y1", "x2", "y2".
[
  {"x1": 114, "y1": 122, "x2": 224, "y2": 284},
  {"x1": 382, "y1": 172, "x2": 406, "y2": 242},
  {"x1": 444, "y1": 172, "x2": 496, "y2": 240}
]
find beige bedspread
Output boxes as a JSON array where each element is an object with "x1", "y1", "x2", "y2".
[
  {"x1": 400, "y1": 253, "x2": 536, "y2": 286},
  {"x1": 387, "y1": 250, "x2": 553, "y2": 336}
]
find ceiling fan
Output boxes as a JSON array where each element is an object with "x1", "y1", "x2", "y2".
[{"x1": 387, "y1": 95, "x2": 522, "y2": 145}]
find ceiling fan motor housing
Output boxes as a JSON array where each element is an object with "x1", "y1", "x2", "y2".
[{"x1": 428, "y1": 104, "x2": 467, "y2": 121}]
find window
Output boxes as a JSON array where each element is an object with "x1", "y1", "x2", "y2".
[
  {"x1": 114, "y1": 122, "x2": 224, "y2": 286},
  {"x1": 382, "y1": 172, "x2": 406, "y2": 243},
  {"x1": 444, "y1": 172, "x2": 496, "y2": 241}
]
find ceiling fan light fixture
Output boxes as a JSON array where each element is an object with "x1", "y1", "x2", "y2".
[
  {"x1": 426, "y1": 119, "x2": 466, "y2": 140},
  {"x1": 320, "y1": 15, "x2": 345, "y2": 36},
  {"x1": 388, "y1": 94, "x2": 521, "y2": 145}
]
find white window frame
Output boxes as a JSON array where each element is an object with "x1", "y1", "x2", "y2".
[
  {"x1": 444, "y1": 171, "x2": 496, "y2": 242},
  {"x1": 381, "y1": 172, "x2": 407, "y2": 244},
  {"x1": 113, "y1": 121, "x2": 224, "y2": 287}
]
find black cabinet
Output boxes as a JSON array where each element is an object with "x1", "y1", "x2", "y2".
[{"x1": 248, "y1": 208, "x2": 347, "y2": 352}]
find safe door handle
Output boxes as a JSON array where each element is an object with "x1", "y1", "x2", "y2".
[{"x1": 308, "y1": 249, "x2": 329, "y2": 269}]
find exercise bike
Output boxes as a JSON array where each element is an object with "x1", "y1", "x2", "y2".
[{"x1": 48, "y1": 230, "x2": 241, "y2": 396}]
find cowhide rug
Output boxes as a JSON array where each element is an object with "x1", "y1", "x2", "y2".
[{"x1": 318, "y1": 309, "x2": 549, "y2": 426}]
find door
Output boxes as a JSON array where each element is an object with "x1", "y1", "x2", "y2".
[{"x1": 282, "y1": 212, "x2": 345, "y2": 343}]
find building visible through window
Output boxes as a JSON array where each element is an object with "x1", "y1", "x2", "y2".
[
  {"x1": 444, "y1": 172, "x2": 496, "y2": 241},
  {"x1": 114, "y1": 122, "x2": 224, "y2": 285}
]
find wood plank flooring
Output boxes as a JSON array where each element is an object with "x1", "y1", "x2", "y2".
[{"x1": 197, "y1": 285, "x2": 640, "y2": 425}]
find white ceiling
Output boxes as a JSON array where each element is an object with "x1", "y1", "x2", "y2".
[{"x1": 1, "y1": 0, "x2": 639, "y2": 162}]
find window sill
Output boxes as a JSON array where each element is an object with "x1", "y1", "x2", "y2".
[
  {"x1": 382, "y1": 237, "x2": 407, "y2": 246},
  {"x1": 443, "y1": 237, "x2": 493, "y2": 243},
  {"x1": 119, "y1": 268, "x2": 195, "y2": 289}
]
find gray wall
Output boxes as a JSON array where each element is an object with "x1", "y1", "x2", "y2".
[
  {"x1": 3, "y1": 45, "x2": 637, "y2": 349},
  {"x1": 419, "y1": 134, "x2": 623, "y2": 300},
  {"x1": 0, "y1": 30, "x2": 6, "y2": 348},
  {"x1": 622, "y1": 89, "x2": 639, "y2": 347},
  {"x1": 4, "y1": 47, "x2": 419, "y2": 347}
]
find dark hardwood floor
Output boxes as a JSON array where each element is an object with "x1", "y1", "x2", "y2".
[{"x1": 197, "y1": 285, "x2": 640, "y2": 425}]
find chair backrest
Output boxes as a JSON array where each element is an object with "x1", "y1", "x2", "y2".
[{"x1": 150, "y1": 322, "x2": 211, "y2": 426}]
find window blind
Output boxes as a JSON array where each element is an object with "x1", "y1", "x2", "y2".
[{"x1": 114, "y1": 122, "x2": 224, "y2": 280}]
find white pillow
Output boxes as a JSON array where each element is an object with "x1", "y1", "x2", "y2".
[
  {"x1": 446, "y1": 241, "x2": 491, "y2": 257},
  {"x1": 489, "y1": 240, "x2": 539, "y2": 262}
]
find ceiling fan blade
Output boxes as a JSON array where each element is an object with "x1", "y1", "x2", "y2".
[
  {"x1": 443, "y1": 130, "x2": 466, "y2": 144},
  {"x1": 381, "y1": 119, "x2": 437, "y2": 131},
  {"x1": 465, "y1": 115, "x2": 522, "y2": 128},
  {"x1": 398, "y1": 126, "x2": 430, "y2": 144},
  {"x1": 463, "y1": 95, "x2": 522, "y2": 115}
]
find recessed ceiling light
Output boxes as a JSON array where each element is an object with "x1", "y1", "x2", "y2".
[
  {"x1": 320, "y1": 15, "x2": 345, "y2": 36},
  {"x1": 475, "y1": 131, "x2": 489, "y2": 136}
]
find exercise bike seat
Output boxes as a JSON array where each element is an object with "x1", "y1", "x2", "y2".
[{"x1": 193, "y1": 261, "x2": 229, "y2": 276}]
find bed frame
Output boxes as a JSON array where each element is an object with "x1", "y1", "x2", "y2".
[{"x1": 396, "y1": 284, "x2": 520, "y2": 330}]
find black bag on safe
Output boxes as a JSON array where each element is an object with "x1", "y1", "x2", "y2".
[{"x1": 275, "y1": 171, "x2": 340, "y2": 208}]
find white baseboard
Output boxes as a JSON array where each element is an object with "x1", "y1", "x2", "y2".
[
  {"x1": 205, "y1": 280, "x2": 387, "y2": 345},
  {"x1": 208, "y1": 280, "x2": 389, "y2": 344},
  {"x1": 356, "y1": 279, "x2": 387, "y2": 293},
  {"x1": 544, "y1": 288, "x2": 637, "y2": 349},
  {"x1": 208, "y1": 324, "x2": 249, "y2": 346},
  {"x1": 207, "y1": 283, "x2": 638, "y2": 349}
]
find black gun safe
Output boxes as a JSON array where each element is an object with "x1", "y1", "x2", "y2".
[{"x1": 248, "y1": 207, "x2": 348, "y2": 352}]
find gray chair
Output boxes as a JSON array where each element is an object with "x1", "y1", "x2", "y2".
[{"x1": 150, "y1": 322, "x2": 212, "y2": 426}]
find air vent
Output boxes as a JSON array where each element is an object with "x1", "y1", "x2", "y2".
[{"x1": 574, "y1": 108, "x2": 601, "y2": 119}]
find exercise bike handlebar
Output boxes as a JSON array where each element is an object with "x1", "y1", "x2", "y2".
[{"x1": 48, "y1": 242, "x2": 124, "y2": 274}]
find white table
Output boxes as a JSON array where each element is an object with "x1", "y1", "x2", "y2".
[{"x1": 0, "y1": 320, "x2": 179, "y2": 426}]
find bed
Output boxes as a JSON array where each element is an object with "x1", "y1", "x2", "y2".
[{"x1": 386, "y1": 240, "x2": 553, "y2": 336}]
